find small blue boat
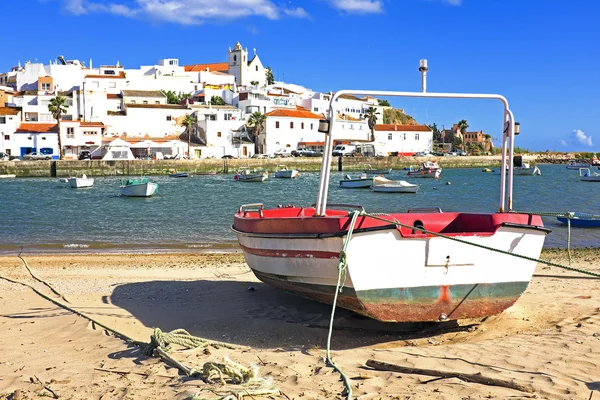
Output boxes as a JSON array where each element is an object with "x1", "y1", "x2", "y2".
[
  {"x1": 557, "y1": 212, "x2": 600, "y2": 228},
  {"x1": 169, "y1": 172, "x2": 190, "y2": 178}
]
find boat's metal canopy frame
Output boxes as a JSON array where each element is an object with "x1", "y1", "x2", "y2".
[{"x1": 315, "y1": 61, "x2": 517, "y2": 216}]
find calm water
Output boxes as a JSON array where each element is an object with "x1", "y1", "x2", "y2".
[{"x1": 0, "y1": 164, "x2": 598, "y2": 255}]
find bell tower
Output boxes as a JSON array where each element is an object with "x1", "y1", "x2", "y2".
[{"x1": 228, "y1": 41, "x2": 247, "y2": 86}]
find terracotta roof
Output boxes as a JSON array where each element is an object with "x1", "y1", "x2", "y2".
[
  {"x1": 106, "y1": 93, "x2": 122, "y2": 99},
  {"x1": 184, "y1": 62, "x2": 229, "y2": 72},
  {"x1": 337, "y1": 114, "x2": 361, "y2": 121},
  {"x1": 265, "y1": 109, "x2": 322, "y2": 119},
  {"x1": 16, "y1": 123, "x2": 58, "y2": 133},
  {"x1": 80, "y1": 121, "x2": 104, "y2": 127},
  {"x1": 85, "y1": 71, "x2": 126, "y2": 79},
  {"x1": 0, "y1": 107, "x2": 21, "y2": 115},
  {"x1": 296, "y1": 106, "x2": 310, "y2": 111},
  {"x1": 14, "y1": 90, "x2": 38, "y2": 96},
  {"x1": 126, "y1": 103, "x2": 189, "y2": 110},
  {"x1": 375, "y1": 124, "x2": 431, "y2": 132},
  {"x1": 122, "y1": 90, "x2": 166, "y2": 98}
]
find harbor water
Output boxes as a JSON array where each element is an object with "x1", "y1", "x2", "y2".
[{"x1": 0, "y1": 163, "x2": 598, "y2": 255}]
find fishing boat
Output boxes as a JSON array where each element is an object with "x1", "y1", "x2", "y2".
[
  {"x1": 233, "y1": 76, "x2": 549, "y2": 323},
  {"x1": 339, "y1": 173, "x2": 372, "y2": 188},
  {"x1": 120, "y1": 177, "x2": 158, "y2": 197},
  {"x1": 169, "y1": 172, "x2": 190, "y2": 178},
  {"x1": 274, "y1": 165, "x2": 300, "y2": 179},
  {"x1": 234, "y1": 167, "x2": 268, "y2": 182},
  {"x1": 579, "y1": 168, "x2": 600, "y2": 182},
  {"x1": 68, "y1": 174, "x2": 94, "y2": 188},
  {"x1": 406, "y1": 161, "x2": 442, "y2": 178},
  {"x1": 557, "y1": 212, "x2": 600, "y2": 227},
  {"x1": 363, "y1": 164, "x2": 392, "y2": 175},
  {"x1": 566, "y1": 160, "x2": 590, "y2": 170},
  {"x1": 495, "y1": 162, "x2": 541, "y2": 176},
  {"x1": 371, "y1": 176, "x2": 418, "y2": 193}
]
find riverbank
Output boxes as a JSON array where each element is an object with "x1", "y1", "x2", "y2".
[{"x1": 1, "y1": 248, "x2": 599, "y2": 399}]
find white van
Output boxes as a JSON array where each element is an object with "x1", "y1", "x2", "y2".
[{"x1": 332, "y1": 144, "x2": 356, "y2": 157}]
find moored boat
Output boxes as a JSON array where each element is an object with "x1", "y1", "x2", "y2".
[
  {"x1": 274, "y1": 165, "x2": 299, "y2": 179},
  {"x1": 371, "y1": 176, "x2": 418, "y2": 193},
  {"x1": 339, "y1": 173, "x2": 372, "y2": 188},
  {"x1": 557, "y1": 212, "x2": 600, "y2": 227},
  {"x1": 233, "y1": 80, "x2": 549, "y2": 323},
  {"x1": 579, "y1": 168, "x2": 600, "y2": 182},
  {"x1": 169, "y1": 172, "x2": 190, "y2": 178},
  {"x1": 68, "y1": 174, "x2": 94, "y2": 188},
  {"x1": 406, "y1": 161, "x2": 442, "y2": 178},
  {"x1": 566, "y1": 160, "x2": 591, "y2": 170},
  {"x1": 234, "y1": 167, "x2": 268, "y2": 182},
  {"x1": 120, "y1": 177, "x2": 158, "y2": 197}
]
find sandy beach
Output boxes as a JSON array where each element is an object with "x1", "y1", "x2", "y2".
[{"x1": 1, "y1": 249, "x2": 599, "y2": 400}]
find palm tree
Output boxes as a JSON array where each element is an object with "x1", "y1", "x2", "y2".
[
  {"x1": 48, "y1": 96, "x2": 67, "y2": 159},
  {"x1": 457, "y1": 119, "x2": 469, "y2": 133},
  {"x1": 182, "y1": 113, "x2": 197, "y2": 158},
  {"x1": 246, "y1": 112, "x2": 266, "y2": 154},
  {"x1": 364, "y1": 106, "x2": 380, "y2": 142}
]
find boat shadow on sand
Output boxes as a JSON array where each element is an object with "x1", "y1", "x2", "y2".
[{"x1": 110, "y1": 279, "x2": 479, "y2": 351}]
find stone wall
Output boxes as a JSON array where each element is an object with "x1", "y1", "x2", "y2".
[{"x1": 0, "y1": 155, "x2": 528, "y2": 178}]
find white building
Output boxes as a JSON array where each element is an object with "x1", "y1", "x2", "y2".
[
  {"x1": 374, "y1": 124, "x2": 433, "y2": 156},
  {"x1": 227, "y1": 42, "x2": 266, "y2": 87},
  {"x1": 13, "y1": 122, "x2": 58, "y2": 158},
  {"x1": 0, "y1": 107, "x2": 21, "y2": 156}
]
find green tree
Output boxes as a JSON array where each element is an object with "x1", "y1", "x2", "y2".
[
  {"x1": 182, "y1": 113, "x2": 197, "y2": 157},
  {"x1": 246, "y1": 111, "x2": 266, "y2": 154},
  {"x1": 209, "y1": 96, "x2": 226, "y2": 105},
  {"x1": 378, "y1": 99, "x2": 390, "y2": 107},
  {"x1": 250, "y1": 80, "x2": 259, "y2": 86},
  {"x1": 428, "y1": 123, "x2": 442, "y2": 142},
  {"x1": 162, "y1": 90, "x2": 192, "y2": 105},
  {"x1": 364, "y1": 106, "x2": 380, "y2": 142},
  {"x1": 265, "y1": 67, "x2": 274, "y2": 85},
  {"x1": 48, "y1": 96, "x2": 68, "y2": 159}
]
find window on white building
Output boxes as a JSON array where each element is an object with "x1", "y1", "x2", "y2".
[
  {"x1": 67, "y1": 127, "x2": 74, "y2": 138},
  {"x1": 109, "y1": 82, "x2": 116, "y2": 88},
  {"x1": 41, "y1": 83, "x2": 50, "y2": 91},
  {"x1": 217, "y1": 132, "x2": 221, "y2": 137},
  {"x1": 415, "y1": 133, "x2": 420, "y2": 140},
  {"x1": 290, "y1": 122, "x2": 294, "y2": 129},
  {"x1": 224, "y1": 113, "x2": 232, "y2": 120},
  {"x1": 0, "y1": 117, "x2": 5, "y2": 124},
  {"x1": 255, "y1": 66, "x2": 258, "y2": 71},
  {"x1": 301, "y1": 122, "x2": 304, "y2": 129},
  {"x1": 83, "y1": 131, "x2": 97, "y2": 135},
  {"x1": 313, "y1": 107, "x2": 318, "y2": 112},
  {"x1": 208, "y1": 115, "x2": 216, "y2": 121},
  {"x1": 131, "y1": 100, "x2": 136, "y2": 104},
  {"x1": 3, "y1": 135, "x2": 8, "y2": 140},
  {"x1": 276, "y1": 121, "x2": 279, "y2": 128},
  {"x1": 166, "y1": 115, "x2": 172, "y2": 121},
  {"x1": 402, "y1": 133, "x2": 406, "y2": 140},
  {"x1": 62, "y1": 115, "x2": 73, "y2": 121},
  {"x1": 155, "y1": 101, "x2": 160, "y2": 104},
  {"x1": 143, "y1": 101, "x2": 148, "y2": 104},
  {"x1": 388, "y1": 133, "x2": 393, "y2": 140},
  {"x1": 40, "y1": 114, "x2": 52, "y2": 122}
]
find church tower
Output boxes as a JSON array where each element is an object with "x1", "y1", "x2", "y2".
[{"x1": 228, "y1": 41, "x2": 248, "y2": 86}]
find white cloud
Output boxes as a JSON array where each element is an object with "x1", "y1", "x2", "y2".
[
  {"x1": 328, "y1": 0, "x2": 383, "y2": 14},
  {"x1": 560, "y1": 139, "x2": 567, "y2": 146},
  {"x1": 59, "y1": 0, "x2": 310, "y2": 24},
  {"x1": 569, "y1": 129, "x2": 593, "y2": 147}
]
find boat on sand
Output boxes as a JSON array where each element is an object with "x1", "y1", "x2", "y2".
[{"x1": 233, "y1": 80, "x2": 549, "y2": 323}]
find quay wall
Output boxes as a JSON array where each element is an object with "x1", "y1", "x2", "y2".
[{"x1": 0, "y1": 155, "x2": 545, "y2": 178}]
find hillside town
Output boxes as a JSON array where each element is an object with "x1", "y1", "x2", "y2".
[{"x1": 0, "y1": 42, "x2": 491, "y2": 161}]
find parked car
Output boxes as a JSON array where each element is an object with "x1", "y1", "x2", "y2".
[
  {"x1": 221, "y1": 155, "x2": 236, "y2": 159},
  {"x1": 78, "y1": 150, "x2": 92, "y2": 160},
  {"x1": 292, "y1": 148, "x2": 321, "y2": 157},
  {"x1": 0, "y1": 152, "x2": 9, "y2": 161},
  {"x1": 457, "y1": 150, "x2": 468, "y2": 156},
  {"x1": 273, "y1": 148, "x2": 293, "y2": 157},
  {"x1": 21, "y1": 152, "x2": 51, "y2": 160}
]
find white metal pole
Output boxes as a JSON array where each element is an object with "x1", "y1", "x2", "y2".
[
  {"x1": 314, "y1": 90, "x2": 512, "y2": 216},
  {"x1": 506, "y1": 109, "x2": 515, "y2": 211}
]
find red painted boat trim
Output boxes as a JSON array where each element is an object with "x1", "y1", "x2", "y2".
[{"x1": 239, "y1": 244, "x2": 340, "y2": 259}]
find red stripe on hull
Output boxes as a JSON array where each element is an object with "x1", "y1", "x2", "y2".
[{"x1": 239, "y1": 244, "x2": 340, "y2": 259}]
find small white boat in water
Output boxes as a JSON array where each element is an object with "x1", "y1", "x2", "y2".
[
  {"x1": 234, "y1": 167, "x2": 268, "y2": 182},
  {"x1": 406, "y1": 161, "x2": 442, "y2": 178},
  {"x1": 274, "y1": 165, "x2": 299, "y2": 179},
  {"x1": 120, "y1": 177, "x2": 158, "y2": 197},
  {"x1": 363, "y1": 164, "x2": 392, "y2": 175},
  {"x1": 579, "y1": 168, "x2": 600, "y2": 182},
  {"x1": 371, "y1": 176, "x2": 419, "y2": 193},
  {"x1": 339, "y1": 173, "x2": 372, "y2": 188},
  {"x1": 566, "y1": 160, "x2": 591, "y2": 170},
  {"x1": 68, "y1": 174, "x2": 94, "y2": 188}
]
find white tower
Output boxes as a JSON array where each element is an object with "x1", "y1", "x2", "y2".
[{"x1": 228, "y1": 41, "x2": 248, "y2": 85}]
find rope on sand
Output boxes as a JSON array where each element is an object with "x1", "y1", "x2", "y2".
[{"x1": 1, "y1": 256, "x2": 278, "y2": 400}]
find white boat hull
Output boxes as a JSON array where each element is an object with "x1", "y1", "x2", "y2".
[
  {"x1": 68, "y1": 177, "x2": 94, "y2": 188},
  {"x1": 340, "y1": 178, "x2": 372, "y2": 188},
  {"x1": 235, "y1": 222, "x2": 546, "y2": 322},
  {"x1": 120, "y1": 182, "x2": 158, "y2": 197},
  {"x1": 275, "y1": 169, "x2": 299, "y2": 179},
  {"x1": 371, "y1": 177, "x2": 418, "y2": 193}
]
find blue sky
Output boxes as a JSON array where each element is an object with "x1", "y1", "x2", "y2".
[{"x1": 4, "y1": 0, "x2": 599, "y2": 152}]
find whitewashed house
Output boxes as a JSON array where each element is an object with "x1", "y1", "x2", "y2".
[
  {"x1": 59, "y1": 121, "x2": 105, "y2": 160},
  {"x1": 374, "y1": 124, "x2": 433, "y2": 156},
  {"x1": 103, "y1": 103, "x2": 189, "y2": 138},
  {"x1": 13, "y1": 122, "x2": 58, "y2": 158},
  {"x1": 0, "y1": 107, "x2": 22, "y2": 156},
  {"x1": 261, "y1": 108, "x2": 323, "y2": 155}
]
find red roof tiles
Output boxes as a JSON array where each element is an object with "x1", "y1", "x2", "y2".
[
  {"x1": 16, "y1": 123, "x2": 58, "y2": 133},
  {"x1": 266, "y1": 109, "x2": 322, "y2": 119},
  {"x1": 184, "y1": 62, "x2": 229, "y2": 72}
]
